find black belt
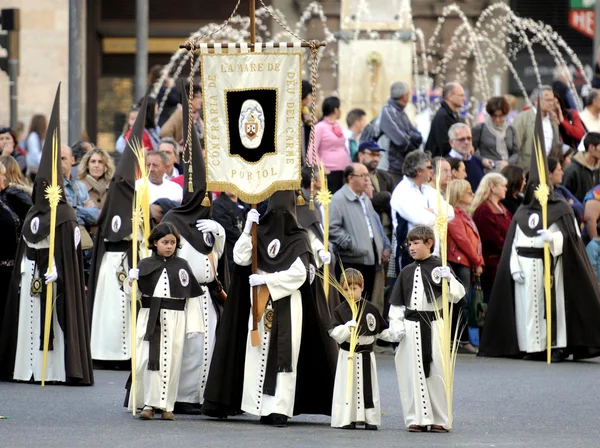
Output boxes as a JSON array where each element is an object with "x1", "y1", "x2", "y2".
[
  {"x1": 141, "y1": 296, "x2": 186, "y2": 371},
  {"x1": 515, "y1": 246, "x2": 557, "y2": 346},
  {"x1": 105, "y1": 241, "x2": 131, "y2": 252},
  {"x1": 404, "y1": 310, "x2": 438, "y2": 378},
  {"x1": 340, "y1": 342, "x2": 375, "y2": 409},
  {"x1": 264, "y1": 296, "x2": 293, "y2": 397}
]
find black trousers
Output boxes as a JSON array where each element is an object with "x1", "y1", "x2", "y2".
[{"x1": 336, "y1": 261, "x2": 376, "y2": 302}]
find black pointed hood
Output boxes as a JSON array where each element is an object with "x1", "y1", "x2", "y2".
[
  {"x1": 515, "y1": 102, "x2": 572, "y2": 237},
  {"x1": 256, "y1": 190, "x2": 311, "y2": 272},
  {"x1": 162, "y1": 80, "x2": 212, "y2": 254},
  {"x1": 22, "y1": 84, "x2": 76, "y2": 243},
  {"x1": 97, "y1": 94, "x2": 148, "y2": 242}
]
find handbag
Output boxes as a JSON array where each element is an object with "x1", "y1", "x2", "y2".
[
  {"x1": 78, "y1": 225, "x2": 94, "y2": 250},
  {"x1": 468, "y1": 275, "x2": 487, "y2": 328}
]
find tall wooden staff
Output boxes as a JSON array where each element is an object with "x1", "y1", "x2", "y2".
[
  {"x1": 41, "y1": 130, "x2": 60, "y2": 387},
  {"x1": 433, "y1": 159, "x2": 458, "y2": 429},
  {"x1": 129, "y1": 139, "x2": 151, "y2": 414},
  {"x1": 533, "y1": 139, "x2": 552, "y2": 364},
  {"x1": 316, "y1": 163, "x2": 332, "y2": 299}
]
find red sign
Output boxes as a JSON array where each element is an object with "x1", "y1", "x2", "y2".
[{"x1": 569, "y1": 9, "x2": 595, "y2": 38}]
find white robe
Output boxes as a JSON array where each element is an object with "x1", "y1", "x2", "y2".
[
  {"x1": 176, "y1": 225, "x2": 225, "y2": 405},
  {"x1": 90, "y1": 234, "x2": 145, "y2": 361},
  {"x1": 329, "y1": 328, "x2": 394, "y2": 428},
  {"x1": 389, "y1": 265, "x2": 465, "y2": 428},
  {"x1": 128, "y1": 268, "x2": 203, "y2": 412},
  {"x1": 13, "y1": 236, "x2": 66, "y2": 382},
  {"x1": 510, "y1": 223, "x2": 567, "y2": 353},
  {"x1": 234, "y1": 232, "x2": 307, "y2": 418}
]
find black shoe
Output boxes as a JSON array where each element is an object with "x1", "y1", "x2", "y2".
[
  {"x1": 259, "y1": 415, "x2": 273, "y2": 425},
  {"x1": 269, "y1": 413, "x2": 288, "y2": 428},
  {"x1": 364, "y1": 424, "x2": 378, "y2": 430},
  {"x1": 173, "y1": 401, "x2": 203, "y2": 415},
  {"x1": 551, "y1": 349, "x2": 563, "y2": 363},
  {"x1": 341, "y1": 422, "x2": 356, "y2": 430}
]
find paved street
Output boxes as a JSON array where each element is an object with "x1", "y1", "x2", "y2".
[{"x1": 1, "y1": 353, "x2": 599, "y2": 448}]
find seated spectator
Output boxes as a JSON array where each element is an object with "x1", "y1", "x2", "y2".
[
  {"x1": 0, "y1": 127, "x2": 26, "y2": 173},
  {"x1": 563, "y1": 132, "x2": 600, "y2": 202},
  {"x1": 158, "y1": 138, "x2": 181, "y2": 180},
  {"x1": 471, "y1": 173, "x2": 512, "y2": 302},
  {"x1": 448, "y1": 157, "x2": 467, "y2": 180},
  {"x1": 471, "y1": 96, "x2": 519, "y2": 169},
  {"x1": 447, "y1": 123, "x2": 492, "y2": 192},
  {"x1": 137, "y1": 151, "x2": 183, "y2": 204},
  {"x1": 345, "y1": 108, "x2": 367, "y2": 161},
  {"x1": 310, "y1": 96, "x2": 350, "y2": 194},
  {"x1": 548, "y1": 156, "x2": 584, "y2": 222},
  {"x1": 500, "y1": 165, "x2": 525, "y2": 216},
  {"x1": 78, "y1": 148, "x2": 115, "y2": 235}
]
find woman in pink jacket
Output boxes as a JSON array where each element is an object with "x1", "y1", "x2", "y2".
[{"x1": 309, "y1": 97, "x2": 350, "y2": 194}]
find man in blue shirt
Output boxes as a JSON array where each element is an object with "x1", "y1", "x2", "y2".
[{"x1": 61, "y1": 145, "x2": 99, "y2": 227}]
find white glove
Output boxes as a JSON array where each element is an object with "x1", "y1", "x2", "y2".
[
  {"x1": 244, "y1": 209, "x2": 260, "y2": 234},
  {"x1": 391, "y1": 330, "x2": 406, "y2": 342},
  {"x1": 187, "y1": 332, "x2": 202, "y2": 340},
  {"x1": 128, "y1": 268, "x2": 139, "y2": 281},
  {"x1": 318, "y1": 250, "x2": 331, "y2": 265},
  {"x1": 196, "y1": 219, "x2": 219, "y2": 234},
  {"x1": 537, "y1": 229, "x2": 553, "y2": 243},
  {"x1": 249, "y1": 274, "x2": 268, "y2": 287},
  {"x1": 439, "y1": 266, "x2": 451, "y2": 279},
  {"x1": 44, "y1": 269, "x2": 58, "y2": 285},
  {"x1": 345, "y1": 319, "x2": 358, "y2": 328},
  {"x1": 512, "y1": 271, "x2": 525, "y2": 284}
]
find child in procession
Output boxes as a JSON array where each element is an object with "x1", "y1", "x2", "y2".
[
  {"x1": 125, "y1": 222, "x2": 204, "y2": 420},
  {"x1": 329, "y1": 268, "x2": 403, "y2": 430},
  {"x1": 388, "y1": 225, "x2": 465, "y2": 433}
]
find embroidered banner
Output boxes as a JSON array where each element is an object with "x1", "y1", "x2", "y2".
[{"x1": 200, "y1": 50, "x2": 302, "y2": 203}]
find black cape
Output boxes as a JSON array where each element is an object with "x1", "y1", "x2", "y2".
[
  {"x1": 0, "y1": 220, "x2": 94, "y2": 384},
  {"x1": 479, "y1": 201, "x2": 600, "y2": 360},
  {"x1": 330, "y1": 299, "x2": 388, "y2": 337},
  {"x1": 202, "y1": 244, "x2": 337, "y2": 417},
  {"x1": 390, "y1": 256, "x2": 447, "y2": 306}
]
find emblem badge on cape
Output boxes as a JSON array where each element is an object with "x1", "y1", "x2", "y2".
[
  {"x1": 179, "y1": 268, "x2": 190, "y2": 287},
  {"x1": 112, "y1": 215, "x2": 122, "y2": 233},
  {"x1": 239, "y1": 99, "x2": 265, "y2": 149},
  {"x1": 528, "y1": 213, "x2": 540, "y2": 229},
  {"x1": 30, "y1": 277, "x2": 43, "y2": 296},
  {"x1": 309, "y1": 264, "x2": 316, "y2": 284},
  {"x1": 267, "y1": 239, "x2": 281, "y2": 258},
  {"x1": 203, "y1": 231, "x2": 214, "y2": 247},
  {"x1": 30, "y1": 216, "x2": 40, "y2": 234},
  {"x1": 366, "y1": 313, "x2": 376, "y2": 332},
  {"x1": 74, "y1": 226, "x2": 81, "y2": 248},
  {"x1": 431, "y1": 267, "x2": 442, "y2": 284}
]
